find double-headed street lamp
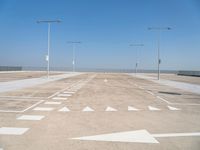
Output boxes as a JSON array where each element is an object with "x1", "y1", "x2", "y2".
[
  {"x1": 37, "y1": 20, "x2": 61, "y2": 78},
  {"x1": 66, "y1": 41, "x2": 81, "y2": 72},
  {"x1": 130, "y1": 44, "x2": 144, "y2": 75},
  {"x1": 148, "y1": 27, "x2": 171, "y2": 80}
]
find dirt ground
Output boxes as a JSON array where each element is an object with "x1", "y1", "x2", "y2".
[
  {"x1": 0, "y1": 73, "x2": 199, "y2": 150},
  {"x1": 143, "y1": 73, "x2": 200, "y2": 85}
]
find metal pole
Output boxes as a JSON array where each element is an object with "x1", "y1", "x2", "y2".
[
  {"x1": 47, "y1": 23, "x2": 51, "y2": 79},
  {"x1": 157, "y1": 30, "x2": 160, "y2": 80},
  {"x1": 72, "y1": 43, "x2": 75, "y2": 72},
  {"x1": 129, "y1": 44, "x2": 144, "y2": 75},
  {"x1": 135, "y1": 47, "x2": 138, "y2": 75},
  {"x1": 148, "y1": 27, "x2": 171, "y2": 80}
]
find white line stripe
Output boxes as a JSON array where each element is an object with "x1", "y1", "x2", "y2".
[
  {"x1": 17, "y1": 115, "x2": 45, "y2": 120},
  {"x1": 44, "y1": 101, "x2": 62, "y2": 105},
  {"x1": 156, "y1": 96, "x2": 171, "y2": 104},
  {"x1": 48, "y1": 78, "x2": 84, "y2": 99},
  {"x1": 152, "y1": 132, "x2": 200, "y2": 138},
  {"x1": 146, "y1": 91, "x2": 154, "y2": 96},
  {"x1": 63, "y1": 91, "x2": 75, "y2": 94},
  {"x1": 0, "y1": 127, "x2": 29, "y2": 135},
  {"x1": 0, "y1": 100, "x2": 44, "y2": 113},
  {"x1": 148, "y1": 106, "x2": 160, "y2": 111},
  {"x1": 57, "y1": 94, "x2": 72, "y2": 97},
  {"x1": 33, "y1": 107, "x2": 54, "y2": 111},
  {"x1": 22, "y1": 100, "x2": 44, "y2": 112},
  {"x1": 52, "y1": 97, "x2": 68, "y2": 100}
]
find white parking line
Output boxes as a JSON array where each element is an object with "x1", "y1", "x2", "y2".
[
  {"x1": 33, "y1": 107, "x2": 54, "y2": 111},
  {"x1": 148, "y1": 106, "x2": 161, "y2": 111},
  {"x1": 0, "y1": 127, "x2": 29, "y2": 135},
  {"x1": 63, "y1": 91, "x2": 75, "y2": 94},
  {"x1": 44, "y1": 101, "x2": 62, "y2": 105},
  {"x1": 0, "y1": 100, "x2": 44, "y2": 113},
  {"x1": 156, "y1": 96, "x2": 171, "y2": 104},
  {"x1": 146, "y1": 91, "x2": 154, "y2": 96},
  {"x1": 17, "y1": 115, "x2": 45, "y2": 120},
  {"x1": 52, "y1": 97, "x2": 68, "y2": 100},
  {"x1": 57, "y1": 94, "x2": 72, "y2": 97}
]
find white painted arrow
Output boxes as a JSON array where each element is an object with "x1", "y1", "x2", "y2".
[{"x1": 71, "y1": 130, "x2": 200, "y2": 144}]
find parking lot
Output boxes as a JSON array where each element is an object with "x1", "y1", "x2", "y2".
[{"x1": 0, "y1": 72, "x2": 200, "y2": 150}]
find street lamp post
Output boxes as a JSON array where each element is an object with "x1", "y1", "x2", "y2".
[
  {"x1": 37, "y1": 20, "x2": 61, "y2": 79},
  {"x1": 130, "y1": 44, "x2": 144, "y2": 75},
  {"x1": 67, "y1": 41, "x2": 81, "y2": 72},
  {"x1": 148, "y1": 27, "x2": 171, "y2": 80}
]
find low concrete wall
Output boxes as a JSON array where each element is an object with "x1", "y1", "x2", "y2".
[
  {"x1": 0, "y1": 66, "x2": 22, "y2": 71},
  {"x1": 177, "y1": 71, "x2": 200, "y2": 77}
]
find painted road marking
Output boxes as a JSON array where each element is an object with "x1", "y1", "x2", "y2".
[
  {"x1": 148, "y1": 106, "x2": 160, "y2": 111},
  {"x1": 106, "y1": 106, "x2": 117, "y2": 112},
  {"x1": 71, "y1": 130, "x2": 158, "y2": 143},
  {"x1": 58, "y1": 107, "x2": 70, "y2": 112},
  {"x1": 0, "y1": 127, "x2": 29, "y2": 135},
  {"x1": 156, "y1": 96, "x2": 170, "y2": 104},
  {"x1": 0, "y1": 148, "x2": 3, "y2": 150},
  {"x1": 44, "y1": 101, "x2": 62, "y2": 105},
  {"x1": 71, "y1": 130, "x2": 200, "y2": 144},
  {"x1": 33, "y1": 107, "x2": 54, "y2": 111},
  {"x1": 128, "y1": 106, "x2": 139, "y2": 111},
  {"x1": 146, "y1": 91, "x2": 154, "y2": 96},
  {"x1": 57, "y1": 94, "x2": 72, "y2": 97},
  {"x1": 17, "y1": 115, "x2": 45, "y2": 121},
  {"x1": 63, "y1": 91, "x2": 75, "y2": 94},
  {"x1": 0, "y1": 100, "x2": 44, "y2": 113},
  {"x1": 52, "y1": 97, "x2": 68, "y2": 100},
  {"x1": 82, "y1": 106, "x2": 94, "y2": 112},
  {"x1": 167, "y1": 106, "x2": 181, "y2": 111}
]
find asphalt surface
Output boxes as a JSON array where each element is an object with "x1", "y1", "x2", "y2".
[{"x1": 0, "y1": 73, "x2": 200, "y2": 150}]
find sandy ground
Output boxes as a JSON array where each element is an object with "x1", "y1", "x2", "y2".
[
  {"x1": 0, "y1": 73, "x2": 199, "y2": 150},
  {"x1": 0, "y1": 71, "x2": 64, "y2": 82},
  {"x1": 142, "y1": 73, "x2": 200, "y2": 85}
]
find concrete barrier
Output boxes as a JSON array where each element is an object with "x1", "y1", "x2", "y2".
[
  {"x1": 177, "y1": 71, "x2": 200, "y2": 77},
  {"x1": 0, "y1": 66, "x2": 22, "y2": 71}
]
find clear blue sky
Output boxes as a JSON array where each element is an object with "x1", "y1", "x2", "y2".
[{"x1": 0, "y1": 0, "x2": 200, "y2": 71}]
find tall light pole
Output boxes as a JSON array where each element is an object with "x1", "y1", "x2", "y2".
[
  {"x1": 37, "y1": 20, "x2": 61, "y2": 78},
  {"x1": 66, "y1": 41, "x2": 81, "y2": 72},
  {"x1": 130, "y1": 44, "x2": 144, "y2": 75},
  {"x1": 148, "y1": 27, "x2": 171, "y2": 80}
]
